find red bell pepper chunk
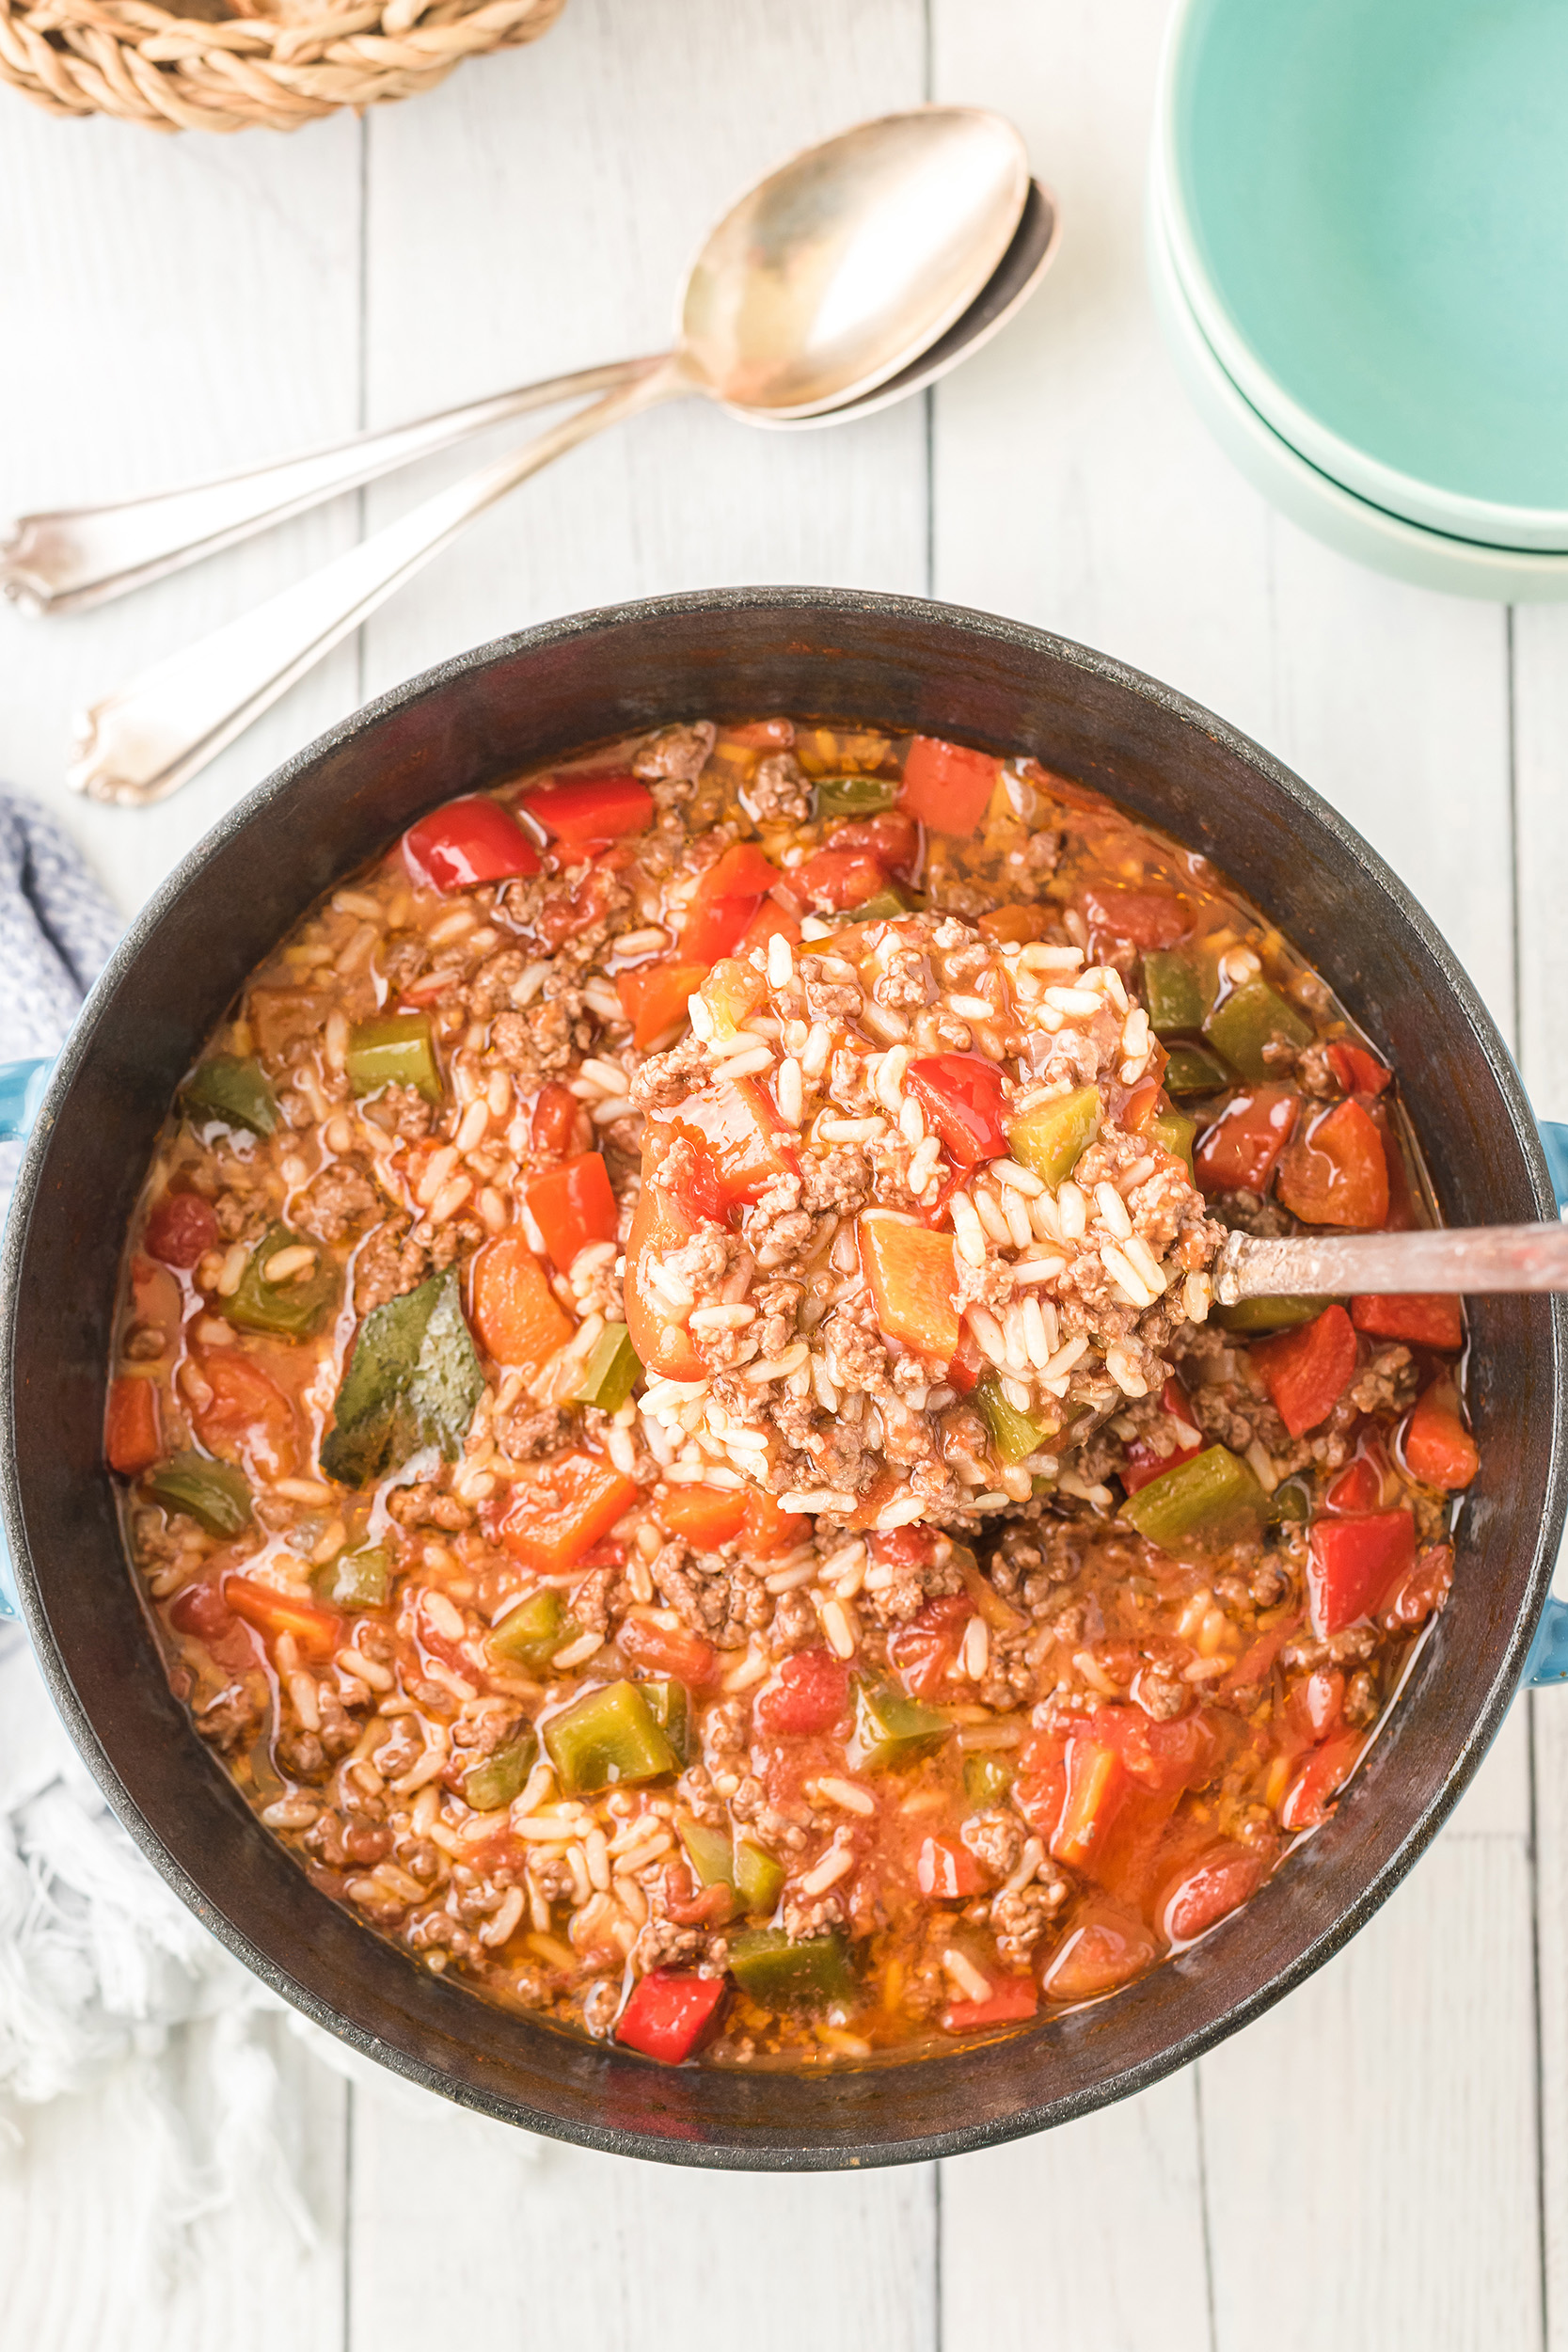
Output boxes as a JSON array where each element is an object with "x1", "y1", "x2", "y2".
[
  {"x1": 660, "y1": 1079, "x2": 799, "y2": 1214},
  {"x1": 530, "y1": 1079, "x2": 593, "y2": 1164},
  {"x1": 1402, "y1": 1379, "x2": 1479, "y2": 1490},
  {"x1": 905, "y1": 1053, "x2": 1008, "y2": 1166},
  {"x1": 1082, "y1": 886, "x2": 1191, "y2": 950},
  {"x1": 1326, "y1": 1041, "x2": 1391, "y2": 1097},
  {"x1": 791, "y1": 846, "x2": 889, "y2": 912},
  {"x1": 1351, "y1": 1291, "x2": 1464, "y2": 1350},
  {"x1": 617, "y1": 960, "x2": 707, "y2": 1053},
  {"x1": 523, "y1": 770, "x2": 653, "y2": 848},
  {"x1": 1276, "y1": 1099, "x2": 1390, "y2": 1230},
  {"x1": 656, "y1": 1481, "x2": 747, "y2": 1549},
  {"x1": 105, "y1": 1377, "x2": 161, "y2": 1477},
  {"x1": 942, "y1": 1973, "x2": 1038, "y2": 2033},
  {"x1": 470, "y1": 1234, "x2": 575, "y2": 1372},
  {"x1": 624, "y1": 1181, "x2": 706, "y2": 1381},
  {"x1": 918, "y1": 1834, "x2": 987, "y2": 1899},
  {"x1": 1325, "y1": 1447, "x2": 1386, "y2": 1515},
  {"x1": 618, "y1": 1615, "x2": 719, "y2": 1688},
  {"x1": 1122, "y1": 1378, "x2": 1204, "y2": 1494},
  {"x1": 615, "y1": 1968, "x2": 727, "y2": 2064},
  {"x1": 1157, "y1": 1842, "x2": 1266, "y2": 1943},
  {"x1": 1251, "y1": 1303, "x2": 1358, "y2": 1438},
  {"x1": 224, "y1": 1576, "x2": 342, "y2": 1658},
  {"x1": 494, "y1": 1451, "x2": 640, "y2": 1574},
  {"x1": 1194, "y1": 1087, "x2": 1299, "y2": 1194},
  {"x1": 1052, "y1": 1738, "x2": 1128, "y2": 1868},
  {"x1": 680, "y1": 844, "x2": 783, "y2": 963},
  {"x1": 526, "y1": 1152, "x2": 618, "y2": 1275},
  {"x1": 859, "y1": 1212, "x2": 962, "y2": 1362},
  {"x1": 736, "y1": 900, "x2": 802, "y2": 960},
  {"x1": 753, "y1": 1648, "x2": 851, "y2": 1738},
  {"x1": 1307, "y1": 1508, "x2": 1416, "y2": 1636},
  {"x1": 898, "y1": 736, "x2": 999, "y2": 834},
  {"x1": 1280, "y1": 1731, "x2": 1364, "y2": 1831},
  {"x1": 403, "y1": 796, "x2": 541, "y2": 892},
  {"x1": 145, "y1": 1190, "x2": 219, "y2": 1269}
]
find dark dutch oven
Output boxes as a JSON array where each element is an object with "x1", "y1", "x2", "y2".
[{"x1": 4, "y1": 588, "x2": 1564, "y2": 2168}]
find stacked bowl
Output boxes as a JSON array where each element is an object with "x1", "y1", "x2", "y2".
[{"x1": 1149, "y1": 0, "x2": 1568, "y2": 599}]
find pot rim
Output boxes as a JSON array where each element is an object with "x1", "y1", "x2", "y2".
[{"x1": 5, "y1": 584, "x2": 1563, "y2": 2168}]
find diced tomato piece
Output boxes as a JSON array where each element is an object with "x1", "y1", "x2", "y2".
[
  {"x1": 658, "y1": 1079, "x2": 799, "y2": 1216},
  {"x1": 1082, "y1": 886, "x2": 1191, "y2": 950},
  {"x1": 1082, "y1": 1703, "x2": 1217, "y2": 1795},
  {"x1": 726, "y1": 719, "x2": 794, "y2": 749},
  {"x1": 616, "y1": 960, "x2": 706, "y2": 1053},
  {"x1": 470, "y1": 1235, "x2": 574, "y2": 1372},
  {"x1": 979, "y1": 904, "x2": 1049, "y2": 946},
  {"x1": 905, "y1": 1053, "x2": 1009, "y2": 1166},
  {"x1": 224, "y1": 1576, "x2": 341, "y2": 1658},
  {"x1": 1307, "y1": 1508, "x2": 1416, "y2": 1636},
  {"x1": 1251, "y1": 1304, "x2": 1357, "y2": 1439},
  {"x1": 131, "y1": 1254, "x2": 182, "y2": 1342},
  {"x1": 656, "y1": 1482, "x2": 747, "y2": 1549},
  {"x1": 145, "y1": 1190, "x2": 218, "y2": 1269},
  {"x1": 889, "y1": 1592, "x2": 972, "y2": 1699},
  {"x1": 1013, "y1": 1728, "x2": 1068, "y2": 1841},
  {"x1": 169, "y1": 1579, "x2": 237, "y2": 1645},
  {"x1": 942, "y1": 1974, "x2": 1037, "y2": 2032},
  {"x1": 531, "y1": 1080, "x2": 593, "y2": 1163},
  {"x1": 527, "y1": 1152, "x2": 618, "y2": 1275},
  {"x1": 618, "y1": 1615, "x2": 719, "y2": 1688},
  {"x1": 1402, "y1": 1379, "x2": 1479, "y2": 1490},
  {"x1": 791, "y1": 847, "x2": 888, "y2": 912},
  {"x1": 948, "y1": 1325, "x2": 984, "y2": 1395},
  {"x1": 740, "y1": 1490, "x2": 810, "y2": 1558},
  {"x1": 495, "y1": 1451, "x2": 639, "y2": 1573},
  {"x1": 1289, "y1": 1666, "x2": 1346, "y2": 1743},
  {"x1": 753, "y1": 1648, "x2": 850, "y2": 1738},
  {"x1": 1042, "y1": 1905, "x2": 1157, "y2": 2001},
  {"x1": 1378, "y1": 1540, "x2": 1454, "y2": 1631},
  {"x1": 918, "y1": 1834, "x2": 986, "y2": 1899},
  {"x1": 1280, "y1": 1731, "x2": 1364, "y2": 1831},
  {"x1": 404, "y1": 796, "x2": 541, "y2": 892},
  {"x1": 523, "y1": 770, "x2": 653, "y2": 848},
  {"x1": 681, "y1": 845, "x2": 782, "y2": 963},
  {"x1": 1216, "y1": 1625, "x2": 1291, "y2": 1698},
  {"x1": 826, "y1": 809, "x2": 921, "y2": 878},
  {"x1": 898, "y1": 736, "x2": 999, "y2": 834},
  {"x1": 871, "y1": 1524, "x2": 938, "y2": 1569},
  {"x1": 1326, "y1": 1447, "x2": 1386, "y2": 1515},
  {"x1": 195, "y1": 1351, "x2": 297, "y2": 1478},
  {"x1": 105, "y1": 1377, "x2": 161, "y2": 1476},
  {"x1": 700, "y1": 959, "x2": 767, "y2": 1035},
  {"x1": 736, "y1": 901, "x2": 802, "y2": 960},
  {"x1": 1326, "y1": 1041, "x2": 1391, "y2": 1097},
  {"x1": 858, "y1": 1212, "x2": 961, "y2": 1362},
  {"x1": 1157, "y1": 1842, "x2": 1266, "y2": 1943},
  {"x1": 1350, "y1": 1291, "x2": 1464, "y2": 1350},
  {"x1": 616, "y1": 1969, "x2": 727, "y2": 2064},
  {"x1": 1276, "y1": 1099, "x2": 1389, "y2": 1230},
  {"x1": 1122, "y1": 1386, "x2": 1205, "y2": 1494},
  {"x1": 1052, "y1": 1739, "x2": 1128, "y2": 1869},
  {"x1": 1194, "y1": 1087, "x2": 1299, "y2": 1194},
  {"x1": 624, "y1": 1181, "x2": 705, "y2": 1381}
]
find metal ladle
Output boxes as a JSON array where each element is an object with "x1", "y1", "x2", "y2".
[{"x1": 43, "y1": 109, "x2": 1054, "y2": 807}]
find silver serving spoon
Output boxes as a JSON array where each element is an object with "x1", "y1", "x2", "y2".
[
  {"x1": 55, "y1": 112, "x2": 1056, "y2": 808},
  {"x1": 1216, "y1": 1221, "x2": 1568, "y2": 1304}
]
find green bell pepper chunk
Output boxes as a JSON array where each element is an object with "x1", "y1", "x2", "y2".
[
  {"x1": 182, "y1": 1054, "x2": 278, "y2": 1138},
  {"x1": 490, "y1": 1587, "x2": 574, "y2": 1672},
  {"x1": 964, "y1": 1751, "x2": 1015, "y2": 1806},
  {"x1": 848, "y1": 1677, "x2": 952, "y2": 1775},
  {"x1": 734, "y1": 1837, "x2": 785, "y2": 1916},
  {"x1": 1120, "y1": 1444, "x2": 1269, "y2": 1553},
  {"x1": 641, "y1": 1678, "x2": 691, "y2": 1767},
  {"x1": 728, "y1": 1927, "x2": 857, "y2": 2010},
  {"x1": 311, "y1": 1544, "x2": 391, "y2": 1611},
  {"x1": 572, "y1": 1326, "x2": 642, "y2": 1414},
  {"x1": 320, "y1": 1268, "x2": 483, "y2": 1488},
  {"x1": 147, "y1": 1451, "x2": 252, "y2": 1537},
  {"x1": 344, "y1": 1012, "x2": 442, "y2": 1105},
  {"x1": 676, "y1": 1812, "x2": 736, "y2": 1891},
  {"x1": 1148, "y1": 1107, "x2": 1196, "y2": 1173},
  {"x1": 1141, "y1": 950, "x2": 1207, "y2": 1037},
  {"x1": 463, "y1": 1727, "x2": 539, "y2": 1814},
  {"x1": 543, "y1": 1679, "x2": 677, "y2": 1794},
  {"x1": 1007, "y1": 1084, "x2": 1101, "y2": 1187},
  {"x1": 222, "y1": 1224, "x2": 339, "y2": 1341},
  {"x1": 852, "y1": 884, "x2": 920, "y2": 921},
  {"x1": 1204, "y1": 978, "x2": 1312, "y2": 1083},
  {"x1": 1214, "y1": 1295, "x2": 1326, "y2": 1334},
  {"x1": 975, "y1": 1370, "x2": 1050, "y2": 1464},
  {"x1": 815, "y1": 774, "x2": 898, "y2": 818},
  {"x1": 1162, "y1": 1043, "x2": 1233, "y2": 1097},
  {"x1": 1268, "y1": 1476, "x2": 1312, "y2": 1526}
]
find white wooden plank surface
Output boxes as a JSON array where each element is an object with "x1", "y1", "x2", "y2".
[{"x1": 0, "y1": 0, "x2": 1560, "y2": 2343}]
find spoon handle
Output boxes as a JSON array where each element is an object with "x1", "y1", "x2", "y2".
[
  {"x1": 68, "y1": 363, "x2": 684, "y2": 809},
  {"x1": 1216, "y1": 1221, "x2": 1568, "y2": 1302},
  {"x1": 0, "y1": 358, "x2": 663, "y2": 619}
]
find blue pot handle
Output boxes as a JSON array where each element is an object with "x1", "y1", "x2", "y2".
[{"x1": 3, "y1": 1074, "x2": 1567, "y2": 1665}]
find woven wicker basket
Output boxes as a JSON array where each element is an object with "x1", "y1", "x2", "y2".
[{"x1": 0, "y1": 0, "x2": 564, "y2": 131}]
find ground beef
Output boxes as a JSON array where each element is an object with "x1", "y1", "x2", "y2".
[
  {"x1": 301, "y1": 1159, "x2": 382, "y2": 1244},
  {"x1": 745, "y1": 752, "x2": 811, "y2": 824},
  {"x1": 355, "y1": 1219, "x2": 430, "y2": 1313}
]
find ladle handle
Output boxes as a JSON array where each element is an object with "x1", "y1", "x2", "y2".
[
  {"x1": 1216, "y1": 1220, "x2": 1568, "y2": 1301},
  {"x1": 0, "y1": 358, "x2": 659, "y2": 617},
  {"x1": 68, "y1": 363, "x2": 683, "y2": 809}
]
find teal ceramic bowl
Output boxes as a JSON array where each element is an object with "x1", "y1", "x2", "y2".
[
  {"x1": 1147, "y1": 191, "x2": 1568, "y2": 601},
  {"x1": 1155, "y1": 0, "x2": 1568, "y2": 552}
]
